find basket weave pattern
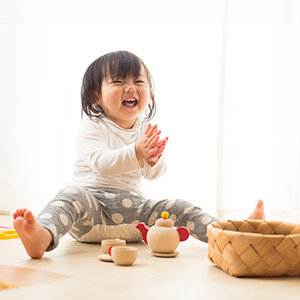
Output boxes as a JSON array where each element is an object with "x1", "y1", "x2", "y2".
[{"x1": 207, "y1": 220, "x2": 300, "y2": 277}]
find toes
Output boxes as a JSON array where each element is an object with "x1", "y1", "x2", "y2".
[
  {"x1": 22, "y1": 208, "x2": 28, "y2": 216},
  {"x1": 13, "y1": 209, "x2": 23, "y2": 219},
  {"x1": 256, "y1": 199, "x2": 264, "y2": 210},
  {"x1": 24, "y1": 210, "x2": 35, "y2": 223},
  {"x1": 17, "y1": 208, "x2": 26, "y2": 216},
  {"x1": 13, "y1": 208, "x2": 35, "y2": 222}
]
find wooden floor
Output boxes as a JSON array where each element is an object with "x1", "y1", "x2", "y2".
[{"x1": 1, "y1": 215, "x2": 300, "y2": 300}]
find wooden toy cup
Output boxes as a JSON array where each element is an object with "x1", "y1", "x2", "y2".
[
  {"x1": 101, "y1": 239, "x2": 126, "y2": 254},
  {"x1": 109, "y1": 246, "x2": 138, "y2": 266}
]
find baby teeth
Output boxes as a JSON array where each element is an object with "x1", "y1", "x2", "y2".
[{"x1": 122, "y1": 99, "x2": 137, "y2": 106}]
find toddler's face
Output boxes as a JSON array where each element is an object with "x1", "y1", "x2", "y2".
[{"x1": 97, "y1": 67, "x2": 152, "y2": 129}]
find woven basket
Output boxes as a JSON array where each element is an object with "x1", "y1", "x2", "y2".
[{"x1": 207, "y1": 220, "x2": 300, "y2": 277}]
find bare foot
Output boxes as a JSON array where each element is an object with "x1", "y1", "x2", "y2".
[
  {"x1": 247, "y1": 199, "x2": 265, "y2": 220},
  {"x1": 13, "y1": 209, "x2": 52, "y2": 259}
]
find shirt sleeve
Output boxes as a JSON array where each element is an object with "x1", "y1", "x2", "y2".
[{"x1": 76, "y1": 121, "x2": 142, "y2": 176}]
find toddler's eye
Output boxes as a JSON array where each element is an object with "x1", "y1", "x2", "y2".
[
  {"x1": 112, "y1": 80, "x2": 122, "y2": 84},
  {"x1": 136, "y1": 80, "x2": 145, "y2": 84}
]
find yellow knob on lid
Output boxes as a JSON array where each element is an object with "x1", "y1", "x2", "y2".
[{"x1": 161, "y1": 211, "x2": 169, "y2": 219}]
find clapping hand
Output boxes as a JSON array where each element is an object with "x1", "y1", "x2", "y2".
[{"x1": 135, "y1": 124, "x2": 168, "y2": 167}]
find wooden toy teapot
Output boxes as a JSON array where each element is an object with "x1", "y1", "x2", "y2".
[{"x1": 136, "y1": 211, "x2": 190, "y2": 257}]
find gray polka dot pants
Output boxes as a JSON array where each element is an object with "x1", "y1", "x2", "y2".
[{"x1": 36, "y1": 187, "x2": 220, "y2": 251}]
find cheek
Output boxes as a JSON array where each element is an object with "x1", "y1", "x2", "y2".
[
  {"x1": 142, "y1": 89, "x2": 151, "y2": 102},
  {"x1": 141, "y1": 93, "x2": 151, "y2": 109},
  {"x1": 103, "y1": 90, "x2": 121, "y2": 105}
]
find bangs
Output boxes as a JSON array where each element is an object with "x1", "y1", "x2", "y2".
[{"x1": 102, "y1": 51, "x2": 143, "y2": 81}]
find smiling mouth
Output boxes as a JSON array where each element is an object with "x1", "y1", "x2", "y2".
[{"x1": 122, "y1": 98, "x2": 138, "y2": 107}]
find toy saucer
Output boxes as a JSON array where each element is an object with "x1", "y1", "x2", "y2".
[
  {"x1": 98, "y1": 254, "x2": 113, "y2": 262},
  {"x1": 151, "y1": 251, "x2": 180, "y2": 258}
]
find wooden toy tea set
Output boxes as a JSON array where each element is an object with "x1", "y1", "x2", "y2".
[
  {"x1": 98, "y1": 213, "x2": 300, "y2": 277},
  {"x1": 98, "y1": 211, "x2": 190, "y2": 265}
]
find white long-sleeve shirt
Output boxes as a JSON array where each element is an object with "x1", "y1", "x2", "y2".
[{"x1": 69, "y1": 117, "x2": 167, "y2": 195}]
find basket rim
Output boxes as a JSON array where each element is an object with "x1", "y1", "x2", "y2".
[{"x1": 208, "y1": 219, "x2": 300, "y2": 238}]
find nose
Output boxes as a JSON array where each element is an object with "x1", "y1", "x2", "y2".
[{"x1": 125, "y1": 84, "x2": 137, "y2": 93}]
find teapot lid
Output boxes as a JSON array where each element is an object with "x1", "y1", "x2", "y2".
[{"x1": 155, "y1": 211, "x2": 174, "y2": 227}]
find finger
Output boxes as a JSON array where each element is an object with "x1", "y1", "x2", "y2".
[
  {"x1": 157, "y1": 137, "x2": 168, "y2": 147},
  {"x1": 148, "y1": 134, "x2": 160, "y2": 149},
  {"x1": 145, "y1": 130, "x2": 160, "y2": 147},
  {"x1": 149, "y1": 128, "x2": 161, "y2": 138},
  {"x1": 148, "y1": 147, "x2": 158, "y2": 157},
  {"x1": 147, "y1": 124, "x2": 158, "y2": 137},
  {"x1": 155, "y1": 145, "x2": 165, "y2": 157},
  {"x1": 157, "y1": 139, "x2": 167, "y2": 147},
  {"x1": 148, "y1": 144, "x2": 165, "y2": 159},
  {"x1": 144, "y1": 123, "x2": 152, "y2": 134}
]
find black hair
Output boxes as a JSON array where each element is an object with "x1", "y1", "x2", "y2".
[{"x1": 81, "y1": 51, "x2": 156, "y2": 121}]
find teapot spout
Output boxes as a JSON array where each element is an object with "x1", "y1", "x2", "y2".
[{"x1": 136, "y1": 223, "x2": 149, "y2": 244}]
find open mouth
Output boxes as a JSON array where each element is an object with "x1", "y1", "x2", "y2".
[{"x1": 122, "y1": 98, "x2": 138, "y2": 107}]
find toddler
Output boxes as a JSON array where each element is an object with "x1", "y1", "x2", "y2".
[{"x1": 13, "y1": 51, "x2": 265, "y2": 258}]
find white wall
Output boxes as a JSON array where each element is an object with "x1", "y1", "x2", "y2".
[{"x1": 0, "y1": 0, "x2": 224, "y2": 215}]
